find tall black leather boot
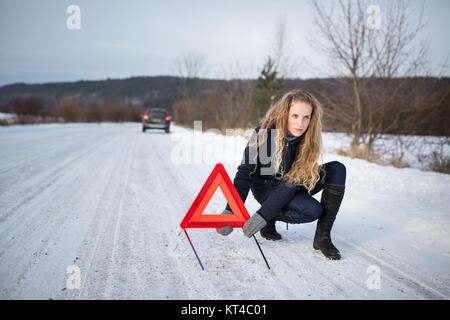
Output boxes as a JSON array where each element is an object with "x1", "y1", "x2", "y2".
[
  {"x1": 260, "y1": 219, "x2": 282, "y2": 241},
  {"x1": 313, "y1": 183, "x2": 345, "y2": 260}
]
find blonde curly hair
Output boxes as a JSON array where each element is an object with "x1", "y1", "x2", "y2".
[{"x1": 253, "y1": 89, "x2": 324, "y2": 194}]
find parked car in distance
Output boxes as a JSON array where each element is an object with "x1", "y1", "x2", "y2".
[{"x1": 142, "y1": 108, "x2": 171, "y2": 133}]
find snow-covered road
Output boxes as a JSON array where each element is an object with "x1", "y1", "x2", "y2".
[{"x1": 0, "y1": 123, "x2": 448, "y2": 299}]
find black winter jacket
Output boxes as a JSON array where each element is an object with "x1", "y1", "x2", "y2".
[{"x1": 226, "y1": 126, "x2": 305, "y2": 222}]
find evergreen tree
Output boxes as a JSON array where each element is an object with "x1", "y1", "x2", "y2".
[{"x1": 253, "y1": 56, "x2": 284, "y2": 123}]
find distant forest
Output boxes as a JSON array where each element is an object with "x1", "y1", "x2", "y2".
[{"x1": 0, "y1": 76, "x2": 448, "y2": 136}]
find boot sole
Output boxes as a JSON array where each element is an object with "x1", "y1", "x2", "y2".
[
  {"x1": 260, "y1": 234, "x2": 282, "y2": 241},
  {"x1": 313, "y1": 245, "x2": 341, "y2": 260}
]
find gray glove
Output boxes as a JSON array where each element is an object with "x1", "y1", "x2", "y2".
[
  {"x1": 216, "y1": 209, "x2": 234, "y2": 236},
  {"x1": 242, "y1": 212, "x2": 267, "y2": 238}
]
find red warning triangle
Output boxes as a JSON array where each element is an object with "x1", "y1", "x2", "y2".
[{"x1": 180, "y1": 163, "x2": 250, "y2": 229}]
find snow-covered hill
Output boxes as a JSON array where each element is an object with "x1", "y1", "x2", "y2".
[{"x1": 0, "y1": 122, "x2": 448, "y2": 299}]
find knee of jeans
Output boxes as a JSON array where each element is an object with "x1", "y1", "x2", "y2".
[
  {"x1": 326, "y1": 161, "x2": 346, "y2": 185},
  {"x1": 308, "y1": 202, "x2": 323, "y2": 222},
  {"x1": 329, "y1": 161, "x2": 346, "y2": 175},
  {"x1": 291, "y1": 202, "x2": 323, "y2": 223}
]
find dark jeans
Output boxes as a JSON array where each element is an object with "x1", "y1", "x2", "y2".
[{"x1": 251, "y1": 161, "x2": 346, "y2": 224}]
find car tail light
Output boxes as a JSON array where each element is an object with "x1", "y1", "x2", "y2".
[
  {"x1": 143, "y1": 115, "x2": 149, "y2": 120},
  {"x1": 165, "y1": 116, "x2": 171, "y2": 121}
]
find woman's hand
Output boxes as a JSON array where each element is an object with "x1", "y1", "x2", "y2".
[
  {"x1": 216, "y1": 209, "x2": 234, "y2": 236},
  {"x1": 242, "y1": 212, "x2": 267, "y2": 237}
]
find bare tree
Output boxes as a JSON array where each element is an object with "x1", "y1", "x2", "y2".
[
  {"x1": 173, "y1": 51, "x2": 207, "y2": 99},
  {"x1": 9, "y1": 96, "x2": 44, "y2": 123},
  {"x1": 222, "y1": 77, "x2": 255, "y2": 129},
  {"x1": 270, "y1": 18, "x2": 293, "y2": 79},
  {"x1": 310, "y1": 0, "x2": 433, "y2": 159},
  {"x1": 51, "y1": 95, "x2": 78, "y2": 122},
  {"x1": 172, "y1": 52, "x2": 207, "y2": 125}
]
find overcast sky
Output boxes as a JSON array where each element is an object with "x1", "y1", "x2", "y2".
[{"x1": 0, "y1": 0, "x2": 449, "y2": 86}]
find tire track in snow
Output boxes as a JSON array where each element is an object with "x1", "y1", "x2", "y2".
[
  {"x1": 102, "y1": 132, "x2": 136, "y2": 298},
  {"x1": 258, "y1": 226, "x2": 449, "y2": 299},
  {"x1": 0, "y1": 127, "x2": 130, "y2": 298},
  {"x1": 0, "y1": 129, "x2": 120, "y2": 225},
  {"x1": 333, "y1": 233, "x2": 449, "y2": 299},
  {"x1": 0, "y1": 130, "x2": 122, "y2": 251},
  {"x1": 70, "y1": 133, "x2": 134, "y2": 299},
  {"x1": 140, "y1": 132, "x2": 208, "y2": 299},
  {"x1": 0, "y1": 126, "x2": 107, "y2": 177}
]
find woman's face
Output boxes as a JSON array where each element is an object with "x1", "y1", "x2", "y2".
[{"x1": 286, "y1": 101, "x2": 312, "y2": 137}]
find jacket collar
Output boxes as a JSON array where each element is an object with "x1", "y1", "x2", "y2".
[
  {"x1": 284, "y1": 132, "x2": 304, "y2": 144},
  {"x1": 255, "y1": 125, "x2": 304, "y2": 145}
]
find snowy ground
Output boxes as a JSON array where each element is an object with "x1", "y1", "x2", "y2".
[{"x1": 0, "y1": 122, "x2": 448, "y2": 299}]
